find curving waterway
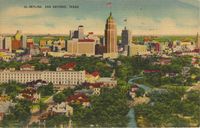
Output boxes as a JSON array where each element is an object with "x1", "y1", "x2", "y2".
[{"x1": 127, "y1": 76, "x2": 151, "y2": 128}]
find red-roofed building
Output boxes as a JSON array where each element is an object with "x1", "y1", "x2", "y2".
[
  {"x1": 91, "y1": 71, "x2": 100, "y2": 77},
  {"x1": 57, "y1": 62, "x2": 76, "y2": 71},
  {"x1": 66, "y1": 93, "x2": 90, "y2": 107},
  {"x1": 192, "y1": 49, "x2": 200, "y2": 53},
  {"x1": 129, "y1": 85, "x2": 139, "y2": 99},
  {"x1": 27, "y1": 42, "x2": 34, "y2": 49},
  {"x1": 16, "y1": 87, "x2": 40, "y2": 102},
  {"x1": 20, "y1": 64, "x2": 35, "y2": 71},
  {"x1": 85, "y1": 71, "x2": 100, "y2": 83}
]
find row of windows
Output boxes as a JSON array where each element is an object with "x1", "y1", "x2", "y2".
[
  {"x1": 0, "y1": 79, "x2": 84, "y2": 85},
  {"x1": 0, "y1": 76, "x2": 83, "y2": 79},
  {"x1": 0, "y1": 73, "x2": 84, "y2": 76}
]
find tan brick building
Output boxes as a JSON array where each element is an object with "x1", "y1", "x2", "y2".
[{"x1": 67, "y1": 39, "x2": 95, "y2": 56}]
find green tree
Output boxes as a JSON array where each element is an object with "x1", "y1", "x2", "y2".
[
  {"x1": 73, "y1": 87, "x2": 130, "y2": 127},
  {"x1": 38, "y1": 83, "x2": 54, "y2": 96},
  {"x1": 62, "y1": 88, "x2": 74, "y2": 97},
  {"x1": 38, "y1": 100, "x2": 47, "y2": 113},
  {"x1": 53, "y1": 93, "x2": 66, "y2": 103}
]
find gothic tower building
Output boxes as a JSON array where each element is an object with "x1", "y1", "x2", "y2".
[{"x1": 105, "y1": 12, "x2": 117, "y2": 53}]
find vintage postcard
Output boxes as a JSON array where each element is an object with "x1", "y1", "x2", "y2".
[{"x1": 0, "y1": 0, "x2": 199, "y2": 127}]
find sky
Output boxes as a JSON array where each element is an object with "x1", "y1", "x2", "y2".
[{"x1": 0, "y1": 0, "x2": 199, "y2": 35}]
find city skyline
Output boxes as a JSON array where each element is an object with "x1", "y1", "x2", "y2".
[{"x1": 0, "y1": 0, "x2": 199, "y2": 35}]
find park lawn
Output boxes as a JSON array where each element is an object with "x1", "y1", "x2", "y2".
[
  {"x1": 40, "y1": 96, "x2": 50, "y2": 102},
  {"x1": 32, "y1": 104, "x2": 39, "y2": 109}
]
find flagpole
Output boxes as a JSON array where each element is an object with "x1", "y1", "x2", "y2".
[{"x1": 106, "y1": 1, "x2": 112, "y2": 14}]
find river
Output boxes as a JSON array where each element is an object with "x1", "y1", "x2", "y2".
[{"x1": 127, "y1": 77, "x2": 151, "y2": 127}]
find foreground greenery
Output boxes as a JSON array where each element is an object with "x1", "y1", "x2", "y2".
[
  {"x1": 72, "y1": 87, "x2": 130, "y2": 127},
  {"x1": 134, "y1": 88, "x2": 200, "y2": 127},
  {"x1": 1, "y1": 100, "x2": 32, "y2": 127},
  {"x1": 0, "y1": 55, "x2": 199, "y2": 127}
]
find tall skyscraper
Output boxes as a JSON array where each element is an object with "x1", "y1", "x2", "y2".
[
  {"x1": 121, "y1": 27, "x2": 132, "y2": 46},
  {"x1": 70, "y1": 30, "x2": 78, "y2": 39},
  {"x1": 196, "y1": 33, "x2": 200, "y2": 49},
  {"x1": 69, "y1": 25, "x2": 84, "y2": 39},
  {"x1": 105, "y1": 12, "x2": 117, "y2": 53},
  {"x1": 78, "y1": 25, "x2": 84, "y2": 39}
]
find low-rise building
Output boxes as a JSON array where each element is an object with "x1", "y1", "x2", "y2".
[
  {"x1": 85, "y1": 71, "x2": 100, "y2": 83},
  {"x1": 30, "y1": 46, "x2": 40, "y2": 56},
  {"x1": 96, "y1": 77, "x2": 117, "y2": 87},
  {"x1": 0, "y1": 96, "x2": 15, "y2": 121},
  {"x1": 66, "y1": 93, "x2": 90, "y2": 107},
  {"x1": 0, "y1": 52, "x2": 15, "y2": 62},
  {"x1": 128, "y1": 44, "x2": 149, "y2": 56},
  {"x1": 48, "y1": 102, "x2": 73, "y2": 117},
  {"x1": 16, "y1": 87, "x2": 40, "y2": 103},
  {"x1": 129, "y1": 85, "x2": 139, "y2": 99},
  {"x1": 0, "y1": 69, "x2": 85, "y2": 86},
  {"x1": 20, "y1": 64, "x2": 35, "y2": 71}
]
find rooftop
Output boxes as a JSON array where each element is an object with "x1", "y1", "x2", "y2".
[
  {"x1": 59, "y1": 62, "x2": 76, "y2": 70},
  {"x1": 20, "y1": 64, "x2": 34, "y2": 69},
  {"x1": 67, "y1": 93, "x2": 89, "y2": 103},
  {"x1": 78, "y1": 39, "x2": 95, "y2": 42}
]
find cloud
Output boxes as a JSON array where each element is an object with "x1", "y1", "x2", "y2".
[
  {"x1": 126, "y1": 17, "x2": 198, "y2": 35},
  {"x1": 178, "y1": 0, "x2": 200, "y2": 7},
  {"x1": 1, "y1": 6, "x2": 46, "y2": 18}
]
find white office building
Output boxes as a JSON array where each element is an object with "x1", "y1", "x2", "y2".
[
  {"x1": 0, "y1": 70, "x2": 86, "y2": 85},
  {"x1": 4, "y1": 37, "x2": 12, "y2": 52}
]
